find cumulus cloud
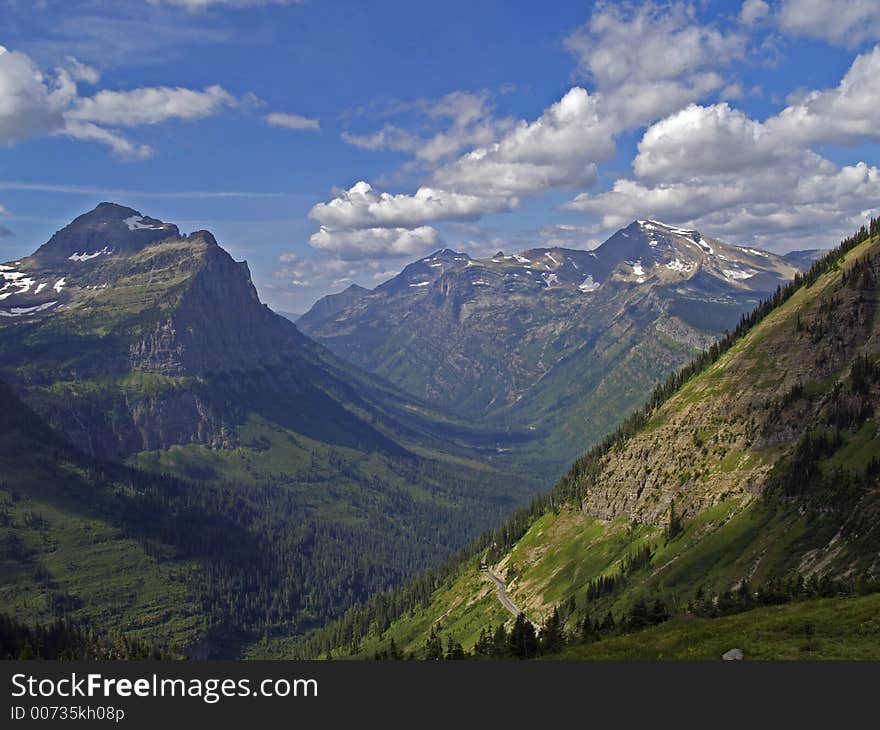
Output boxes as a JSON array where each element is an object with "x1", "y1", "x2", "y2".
[
  {"x1": 0, "y1": 44, "x2": 240, "y2": 159},
  {"x1": 565, "y1": 42, "x2": 880, "y2": 250},
  {"x1": 309, "y1": 225, "x2": 440, "y2": 260},
  {"x1": 311, "y1": 3, "x2": 749, "y2": 263},
  {"x1": 777, "y1": 0, "x2": 880, "y2": 46},
  {"x1": 313, "y1": 86, "x2": 609, "y2": 257},
  {"x1": 564, "y1": 1, "x2": 745, "y2": 128},
  {"x1": 265, "y1": 111, "x2": 320, "y2": 131},
  {"x1": 309, "y1": 181, "x2": 516, "y2": 229},
  {"x1": 0, "y1": 46, "x2": 73, "y2": 145},
  {"x1": 765, "y1": 45, "x2": 880, "y2": 147},
  {"x1": 567, "y1": 154, "x2": 880, "y2": 249},
  {"x1": 431, "y1": 87, "x2": 611, "y2": 196},
  {"x1": 739, "y1": 0, "x2": 770, "y2": 25},
  {"x1": 538, "y1": 223, "x2": 602, "y2": 250}
]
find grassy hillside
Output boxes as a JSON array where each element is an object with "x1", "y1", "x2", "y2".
[
  {"x1": 300, "y1": 219, "x2": 880, "y2": 660},
  {"x1": 554, "y1": 593, "x2": 880, "y2": 660},
  {"x1": 0, "y1": 380, "x2": 204, "y2": 650}
]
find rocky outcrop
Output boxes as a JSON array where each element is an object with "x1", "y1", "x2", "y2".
[
  {"x1": 579, "y1": 243, "x2": 880, "y2": 525},
  {"x1": 129, "y1": 233, "x2": 304, "y2": 376}
]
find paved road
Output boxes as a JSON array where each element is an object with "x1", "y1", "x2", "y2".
[{"x1": 483, "y1": 567, "x2": 523, "y2": 618}]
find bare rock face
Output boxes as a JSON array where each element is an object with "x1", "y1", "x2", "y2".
[
  {"x1": 0, "y1": 204, "x2": 324, "y2": 460},
  {"x1": 579, "y1": 247, "x2": 880, "y2": 525}
]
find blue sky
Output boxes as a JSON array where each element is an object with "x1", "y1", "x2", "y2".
[{"x1": 1, "y1": 0, "x2": 879, "y2": 312}]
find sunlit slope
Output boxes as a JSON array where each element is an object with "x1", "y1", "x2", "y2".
[{"x1": 308, "y1": 226, "x2": 880, "y2": 658}]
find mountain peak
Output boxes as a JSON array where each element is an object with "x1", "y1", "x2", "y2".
[
  {"x1": 31, "y1": 202, "x2": 180, "y2": 263},
  {"x1": 90, "y1": 201, "x2": 141, "y2": 218},
  {"x1": 424, "y1": 248, "x2": 469, "y2": 260},
  {"x1": 635, "y1": 219, "x2": 700, "y2": 238}
]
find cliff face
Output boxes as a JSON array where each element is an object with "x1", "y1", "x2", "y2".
[
  {"x1": 580, "y1": 239, "x2": 880, "y2": 525},
  {"x1": 128, "y1": 233, "x2": 304, "y2": 376},
  {"x1": 0, "y1": 204, "x2": 385, "y2": 460}
]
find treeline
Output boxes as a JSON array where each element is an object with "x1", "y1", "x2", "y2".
[
  {"x1": 372, "y1": 571, "x2": 880, "y2": 661},
  {"x1": 298, "y1": 217, "x2": 880, "y2": 658},
  {"x1": 689, "y1": 572, "x2": 880, "y2": 618},
  {"x1": 0, "y1": 613, "x2": 176, "y2": 660}
]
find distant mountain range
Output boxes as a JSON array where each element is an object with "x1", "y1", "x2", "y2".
[
  {"x1": 300, "y1": 220, "x2": 823, "y2": 474},
  {"x1": 303, "y1": 219, "x2": 880, "y2": 660}
]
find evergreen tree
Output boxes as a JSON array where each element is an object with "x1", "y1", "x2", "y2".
[
  {"x1": 422, "y1": 626, "x2": 444, "y2": 661},
  {"x1": 626, "y1": 599, "x2": 650, "y2": 631},
  {"x1": 538, "y1": 608, "x2": 565, "y2": 656},
  {"x1": 445, "y1": 636, "x2": 466, "y2": 660},
  {"x1": 508, "y1": 613, "x2": 538, "y2": 659}
]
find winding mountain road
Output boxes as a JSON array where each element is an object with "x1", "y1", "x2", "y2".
[{"x1": 483, "y1": 567, "x2": 524, "y2": 619}]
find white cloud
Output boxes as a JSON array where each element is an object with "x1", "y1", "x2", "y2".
[
  {"x1": 62, "y1": 121, "x2": 153, "y2": 161},
  {"x1": 564, "y1": 1, "x2": 745, "y2": 128},
  {"x1": 68, "y1": 85, "x2": 235, "y2": 126},
  {"x1": 740, "y1": 0, "x2": 770, "y2": 25},
  {"x1": 567, "y1": 155, "x2": 880, "y2": 250},
  {"x1": 567, "y1": 42, "x2": 880, "y2": 250},
  {"x1": 633, "y1": 103, "x2": 780, "y2": 180},
  {"x1": 0, "y1": 44, "x2": 241, "y2": 159},
  {"x1": 777, "y1": 0, "x2": 880, "y2": 46},
  {"x1": 265, "y1": 111, "x2": 320, "y2": 131},
  {"x1": 431, "y1": 87, "x2": 612, "y2": 196},
  {"x1": 0, "y1": 46, "x2": 72, "y2": 145},
  {"x1": 309, "y1": 181, "x2": 516, "y2": 229},
  {"x1": 538, "y1": 223, "x2": 602, "y2": 250},
  {"x1": 765, "y1": 45, "x2": 880, "y2": 147},
  {"x1": 568, "y1": 102, "x2": 880, "y2": 250},
  {"x1": 63, "y1": 57, "x2": 100, "y2": 85},
  {"x1": 308, "y1": 225, "x2": 440, "y2": 259},
  {"x1": 311, "y1": 3, "x2": 746, "y2": 262}
]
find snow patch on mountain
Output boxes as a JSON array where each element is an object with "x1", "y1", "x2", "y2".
[
  {"x1": 124, "y1": 215, "x2": 167, "y2": 231},
  {"x1": 578, "y1": 275, "x2": 599, "y2": 293},
  {"x1": 0, "y1": 300, "x2": 57, "y2": 317},
  {"x1": 53, "y1": 278, "x2": 66, "y2": 293},
  {"x1": 631, "y1": 261, "x2": 646, "y2": 283},
  {"x1": 0, "y1": 269, "x2": 36, "y2": 299},
  {"x1": 722, "y1": 267, "x2": 757, "y2": 280},
  {"x1": 69, "y1": 246, "x2": 112, "y2": 262}
]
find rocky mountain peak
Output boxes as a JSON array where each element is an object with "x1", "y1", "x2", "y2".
[{"x1": 31, "y1": 202, "x2": 180, "y2": 265}]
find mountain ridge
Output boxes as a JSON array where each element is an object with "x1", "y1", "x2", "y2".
[
  {"x1": 295, "y1": 218, "x2": 880, "y2": 659},
  {"x1": 299, "y1": 219, "x2": 814, "y2": 474}
]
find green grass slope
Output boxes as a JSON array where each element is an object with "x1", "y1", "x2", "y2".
[{"x1": 554, "y1": 593, "x2": 880, "y2": 660}]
